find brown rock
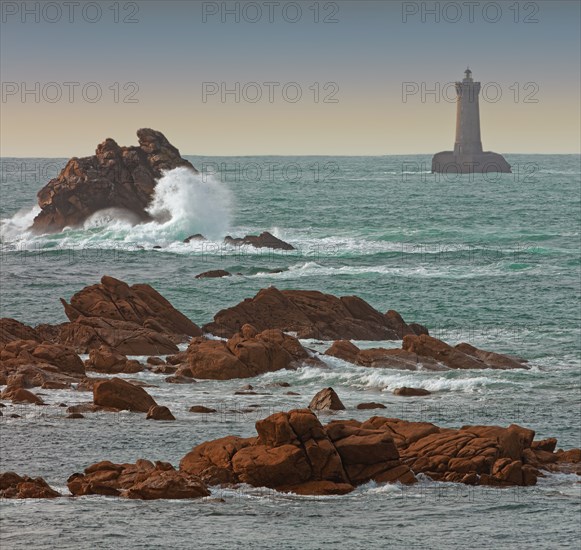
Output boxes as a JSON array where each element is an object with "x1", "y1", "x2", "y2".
[
  {"x1": 384, "y1": 310, "x2": 429, "y2": 338},
  {"x1": 393, "y1": 387, "x2": 431, "y2": 397},
  {"x1": 85, "y1": 346, "x2": 144, "y2": 374},
  {"x1": 67, "y1": 460, "x2": 209, "y2": 499},
  {"x1": 203, "y1": 287, "x2": 404, "y2": 340},
  {"x1": 93, "y1": 377, "x2": 157, "y2": 412},
  {"x1": 31, "y1": 129, "x2": 197, "y2": 234},
  {"x1": 176, "y1": 327, "x2": 310, "y2": 380},
  {"x1": 56, "y1": 316, "x2": 180, "y2": 355},
  {"x1": 0, "y1": 319, "x2": 40, "y2": 345},
  {"x1": 403, "y1": 334, "x2": 528, "y2": 370},
  {"x1": 0, "y1": 472, "x2": 60, "y2": 499},
  {"x1": 309, "y1": 388, "x2": 346, "y2": 411},
  {"x1": 146, "y1": 405, "x2": 175, "y2": 421},
  {"x1": 62, "y1": 275, "x2": 201, "y2": 342},
  {"x1": 146, "y1": 356, "x2": 165, "y2": 366},
  {"x1": 1, "y1": 387, "x2": 45, "y2": 405},
  {"x1": 455, "y1": 342, "x2": 528, "y2": 369},
  {"x1": 325, "y1": 340, "x2": 444, "y2": 371},
  {"x1": 67, "y1": 413, "x2": 85, "y2": 419}
]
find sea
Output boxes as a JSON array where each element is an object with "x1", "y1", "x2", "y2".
[{"x1": 0, "y1": 154, "x2": 579, "y2": 549}]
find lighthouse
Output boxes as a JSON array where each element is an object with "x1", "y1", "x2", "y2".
[{"x1": 432, "y1": 68, "x2": 511, "y2": 174}]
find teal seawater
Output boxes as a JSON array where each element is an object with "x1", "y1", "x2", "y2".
[{"x1": 0, "y1": 154, "x2": 580, "y2": 549}]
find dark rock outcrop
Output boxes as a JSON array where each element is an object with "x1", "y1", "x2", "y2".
[
  {"x1": 204, "y1": 287, "x2": 426, "y2": 340},
  {"x1": 31, "y1": 129, "x2": 196, "y2": 234},
  {"x1": 224, "y1": 232, "x2": 295, "y2": 251},
  {"x1": 67, "y1": 460, "x2": 209, "y2": 499}
]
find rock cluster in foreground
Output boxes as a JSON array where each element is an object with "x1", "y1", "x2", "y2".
[
  {"x1": 31, "y1": 128, "x2": 196, "y2": 234},
  {"x1": 179, "y1": 408, "x2": 580, "y2": 495}
]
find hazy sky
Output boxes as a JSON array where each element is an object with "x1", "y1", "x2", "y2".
[{"x1": 1, "y1": 0, "x2": 579, "y2": 156}]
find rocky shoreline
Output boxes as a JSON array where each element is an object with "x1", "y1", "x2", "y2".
[{"x1": 1, "y1": 275, "x2": 579, "y2": 500}]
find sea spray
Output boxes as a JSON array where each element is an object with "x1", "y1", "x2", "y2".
[
  {"x1": 145, "y1": 167, "x2": 232, "y2": 241},
  {"x1": 0, "y1": 167, "x2": 233, "y2": 247}
]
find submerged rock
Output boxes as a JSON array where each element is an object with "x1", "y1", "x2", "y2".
[
  {"x1": 224, "y1": 231, "x2": 295, "y2": 250},
  {"x1": 31, "y1": 128, "x2": 196, "y2": 234},
  {"x1": 195, "y1": 270, "x2": 232, "y2": 279},
  {"x1": 393, "y1": 387, "x2": 431, "y2": 397}
]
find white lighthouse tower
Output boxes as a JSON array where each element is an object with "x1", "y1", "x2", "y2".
[{"x1": 432, "y1": 68, "x2": 511, "y2": 174}]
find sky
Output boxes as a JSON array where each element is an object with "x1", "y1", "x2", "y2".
[{"x1": 0, "y1": 0, "x2": 580, "y2": 156}]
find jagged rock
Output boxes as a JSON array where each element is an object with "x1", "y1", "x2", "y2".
[
  {"x1": 308, "y1": 388, "x2": 346, "y2": 411},
  {"x1": 393, "y1": 387, "x2": 431, "y2": 397},
  {"x1": 195, "y1": 270, "x2": 232, "y2": 279},
  {"x1": 224, "y1": 231, "x2": 295, "y2": 251},
  {"x1": 85, "y1": 346, "x2": 144, "y2": 374},
  {"x1": 325, "y1": 340, "x2": 445, "y2": 371},
  {"x1": 31, "y1": 129, "x2": 196, "y2": 234},
  {"x1": 0, "y1": 339, "x2": 85, "y2": 375},
  {"x1": 204, "y1": 287, "x2": 427, "y2": 340},
  {"x1": 384, "y1": 310, "x2": 429, "y2": 338},
  {"x1": 61, "y1": 275, "x2": 201, "y2": 342},
  {"x1": 67, "y1": 460, "x2": 209, "y2": 499},
  {"x1": 93, "y1": 377, "x2": 157, "y2": 412},
  {"x1": 0, "y1": 472, "x2": 60, "y2": 499},
  {"x1": 403, "y1": 334, "x2": 528, "y2": 370},
  {"x1": 180, "y1": 409, "x2": 415, "y2": 495},
  {"x1": 146, "y1": 405, "x2": 175, "y2": 421},
  {"x1": 175, "y1": 325, "x2": 311, "y2": 380},
  {"x1": 0, "y1": 319, "x2": 40, "y2": 345}
]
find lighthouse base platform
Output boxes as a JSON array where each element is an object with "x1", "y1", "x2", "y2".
[{"x1": 431, "y1": 151, "x2": 511, "y2": 174}]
